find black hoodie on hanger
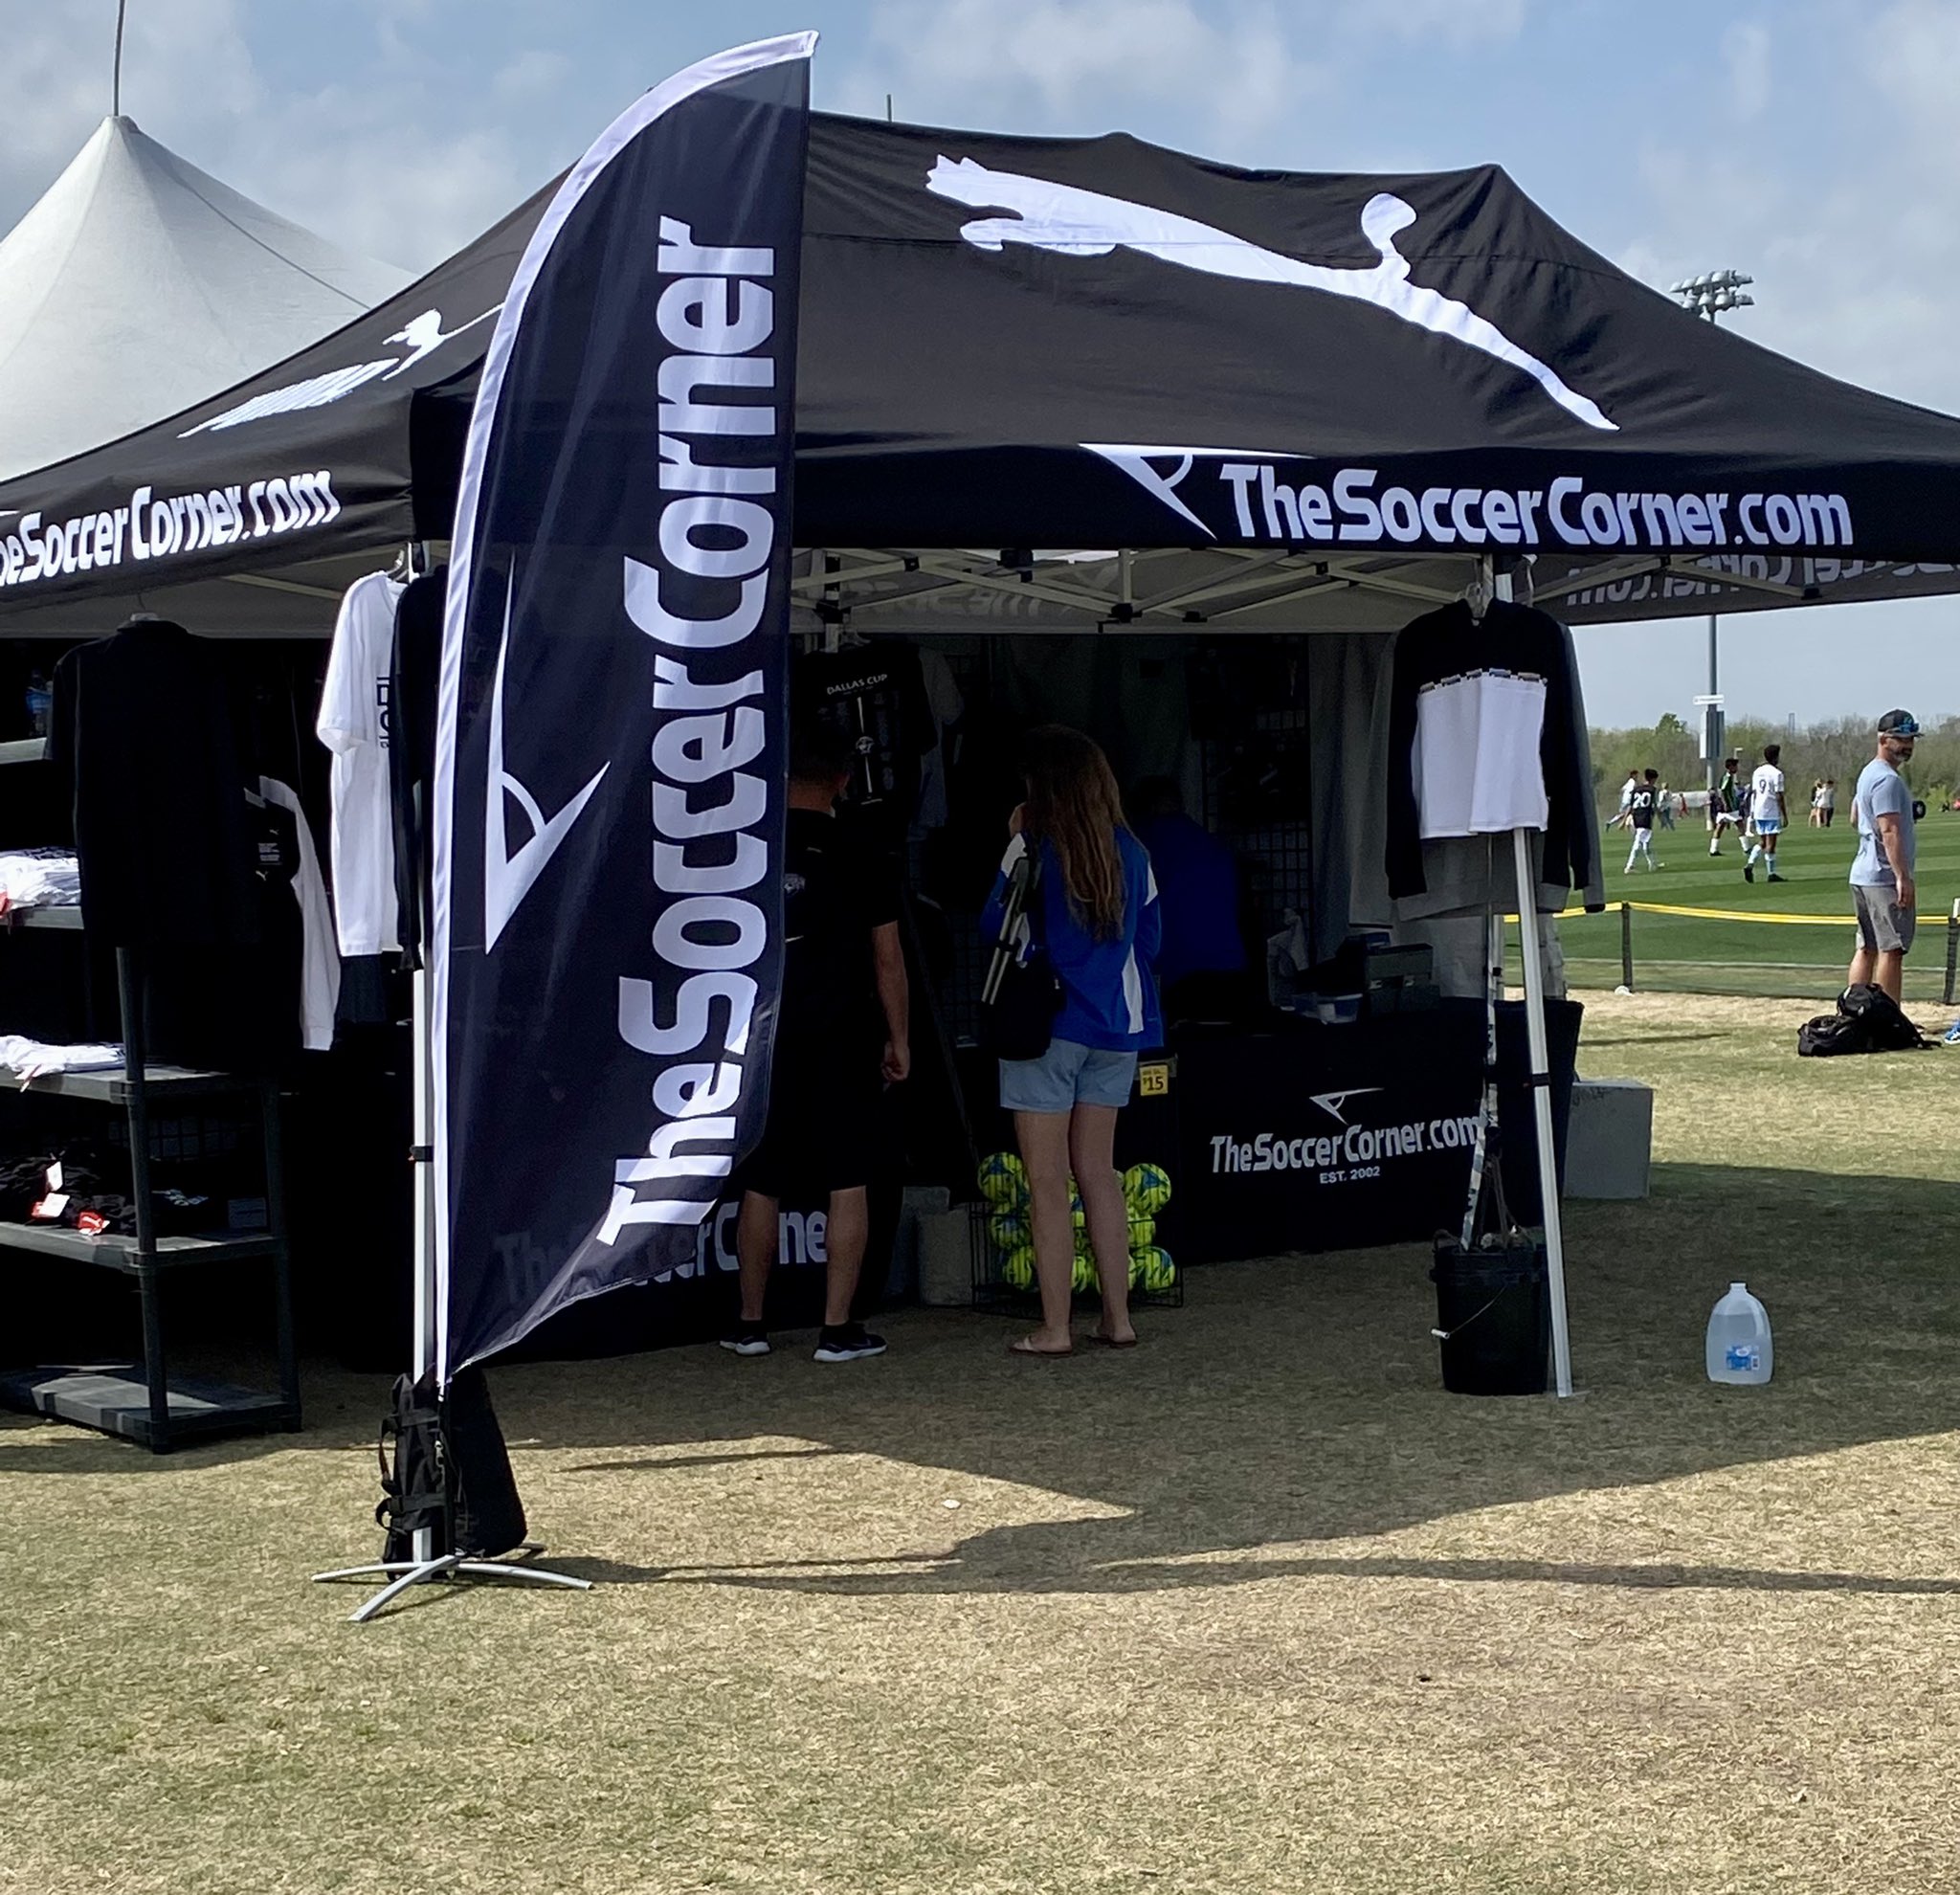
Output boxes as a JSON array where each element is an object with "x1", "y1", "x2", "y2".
[{"x1": 50, "y1": 617, "x2": 257, "y2": 949}]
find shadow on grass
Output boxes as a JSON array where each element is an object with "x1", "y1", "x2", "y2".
[
  {"x1": 1580, "y1": 1032, "x2": 1735, "y2": 1048},
  {"x1": 629, "y1": 1551, "x2": 1960, "y2": 1600},
  {"x1": 7, "y1": 1164, "x2": 1959, "y2": 1609}
]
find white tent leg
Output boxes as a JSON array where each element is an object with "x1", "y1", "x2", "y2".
[{"x1": 1509, "y1": 828, "x2": 1575, "y2": 1397}]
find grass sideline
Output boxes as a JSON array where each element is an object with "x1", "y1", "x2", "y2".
[
  {"x1": 1532, "y1": 812, "x2": 1960, "y2": 1004},
  {"x1": 4, "y1": 993, "x2": 1960, "y2": 1893}
]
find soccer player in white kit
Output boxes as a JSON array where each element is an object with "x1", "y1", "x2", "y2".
[{"x1": 1744, "y1": 743, "x2": 1788, "y2": 883}]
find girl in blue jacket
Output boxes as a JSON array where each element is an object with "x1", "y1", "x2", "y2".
[{"x1": 982, "y1": 726, "x2": 1160, "y2": 1354}]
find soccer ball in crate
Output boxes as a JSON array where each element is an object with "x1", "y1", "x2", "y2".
[{"x1": 970, "y1": 1152, "x2": 1180, "y2": 1308}]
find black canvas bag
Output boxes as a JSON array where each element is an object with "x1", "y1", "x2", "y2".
[
  {"x1": 979, "y1": 843, "x2": 1062, "y2": 1060},
  {"x1": 442, "y1": 1365, "x2": 527, "y2": 1557},
  {"x1": 375, "y1": 1366, "x2": 526, "y2": 1562}
]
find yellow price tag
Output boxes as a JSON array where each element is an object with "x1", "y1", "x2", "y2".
[{"x1": 1138, "y1": 1061, "x2": 1170, "y2": 1097}]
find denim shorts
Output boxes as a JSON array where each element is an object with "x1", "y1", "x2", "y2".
[{"x1": 999, "y1": 1037, "x2": 1138, "y2": 1113}]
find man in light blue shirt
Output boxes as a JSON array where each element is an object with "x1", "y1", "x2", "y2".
[{"x1": 1848, "y1": 709, "x2": 1919, "y2": 1003}]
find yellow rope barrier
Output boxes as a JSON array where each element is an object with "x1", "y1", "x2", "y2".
[
  {"x1": 1501, "y1": 903, "x2": 1860, "y2": 927},
  {"x1": 1615, "y1": 901, "x2": 1860, "y2": 928}
]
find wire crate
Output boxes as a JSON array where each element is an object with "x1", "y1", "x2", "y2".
[{"x1": 968, "y1": 1198, "x2": 1185, "y2": 1314}]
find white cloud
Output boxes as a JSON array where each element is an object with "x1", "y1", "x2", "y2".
[
  {"x1": 0, "y1": 0, "x2": 570, "y2": 278},
  {"x1": 1722, "y1": 18, "x2": 1771, "y2": 118},
  {"x1": 493, "y1": 48, "x2": 573, "y2": 103},
  {"x1": 1615, "y1": 0, "x2": 1960, "y2": 416},
  {"x1": 1344, "y1": 0, "x2": 1526, "y2": 47},
  {"x1": 834, "y1": 0, "x2": 1330, "y2": 146}
]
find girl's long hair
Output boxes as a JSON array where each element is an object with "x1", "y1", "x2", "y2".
[{"x1": 1021, "y1": 725, "x2": 1127, "y2": 940}]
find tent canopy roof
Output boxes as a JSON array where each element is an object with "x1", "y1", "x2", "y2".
[
  {"x1": 6, "y1": 112, "x2": 1960, "y2": 634},
  {"x1": 0, "y1": 116, "x2": 407, "y2": 483}
]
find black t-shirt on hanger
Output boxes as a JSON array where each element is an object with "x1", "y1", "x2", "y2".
[
  {"x1": 795, "y1": 640, "x2": 935, "y2": 837},
  {"x1": 389, "y1": 564, "x2": 447, "y2": 966},
  {"x1": 49, "y1": 618, "x2": 257, "y2": 949}
]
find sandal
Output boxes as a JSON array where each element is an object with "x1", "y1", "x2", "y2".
[
  {"x1": 1010, "y1": 1335, "x2": 1075, "y2": 1357},
  {"x1": 1088, "y1": 1329, "x2": 1141, "y2": 1349}
]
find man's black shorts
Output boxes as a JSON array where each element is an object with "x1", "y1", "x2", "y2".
[{"x1": 737, "y1": 1032, "x2": 882, "y2": 1200}]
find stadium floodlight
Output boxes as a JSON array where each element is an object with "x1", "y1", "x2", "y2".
[
  {"x1": 1666, "y1": 267, "x2": 1759, "y2": 800},
  {"x1": 1670, "y1": 268, "x2": 1755, "y2": 322}
]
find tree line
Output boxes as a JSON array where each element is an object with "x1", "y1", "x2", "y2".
[{"x1": 1591, "y1": 713, "x2": 1960, "y2": 815}]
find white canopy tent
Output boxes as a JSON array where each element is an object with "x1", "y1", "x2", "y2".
[{"x1": 0, "y1": 115, "x2": 406, "y2": 483}]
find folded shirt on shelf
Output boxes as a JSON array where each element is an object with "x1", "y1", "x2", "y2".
[
  {"x1": 0, "y1": 849, "x2": 82, "y2": 912},
  {"x1": 0, "y1": 1035, "x2": 125, "y2": 1082}
]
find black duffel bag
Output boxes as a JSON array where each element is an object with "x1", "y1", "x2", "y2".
[{"x1": 1797, "y1": 983, "x2": 1931, "y2": 1057}]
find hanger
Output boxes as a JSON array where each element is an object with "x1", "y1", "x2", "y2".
[{"x1": 1464, "y1": 555, "x2": 1496, "y2": 624}]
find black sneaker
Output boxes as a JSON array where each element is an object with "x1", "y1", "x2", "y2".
[
  {"x1": 813, "y1": 1322, "x2": 887, "y2": 1363},
  {"x1": 1742, "y1": 860, "x2": 1754, "y2": 883},
  {"x1": 720, "y1": 1321, "x2": 771, "y2": 1357},
  {"x1": 1767, "y1": 872, "x2": 1786, "y2": 882}
]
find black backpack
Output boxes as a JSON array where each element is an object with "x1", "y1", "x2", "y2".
[
  {"x1": 1797, "y1": 983, "x2": 1931, "y2": 1057},
  {"x1": 376, "y1": 1367, "x2": 527, "y2": 1563}
]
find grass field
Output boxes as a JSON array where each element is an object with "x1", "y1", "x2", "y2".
[
  {"x1": 1527, "y1": 809, "x2": 1960, "y2": 1005},
  {"x1": 5, "y1": 995, "x2": 1960, "y2": 1894}
]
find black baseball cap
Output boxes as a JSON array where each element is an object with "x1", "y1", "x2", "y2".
[{"x1": 1878, "y1": 709, "x2": 1921, "y2": 736}]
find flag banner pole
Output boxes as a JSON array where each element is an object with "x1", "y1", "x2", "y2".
[
  {"x1": 315, "y1": 31, "x2": 814, "y2": 1621},
  {"x1": 432, "y1": 33, "x2": 814, "y2": 1384}
]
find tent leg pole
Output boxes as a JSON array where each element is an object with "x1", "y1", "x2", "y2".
[{"x1": 1510, "y1": 828, "x2": 1575, "y2": 1398}]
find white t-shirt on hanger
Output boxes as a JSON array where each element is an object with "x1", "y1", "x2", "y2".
[
  {"x1": 317, "y1": 570, "x2": 405, "y2": 956},
  {"x1": 1412, "y1": 668, "x2": 1550, "y2": 838}
]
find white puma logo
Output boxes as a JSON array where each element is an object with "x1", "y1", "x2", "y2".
[
  {"x1": 382, "y1": 306, "x2": 499, "y2": 379},
  {"x1": 482, "y1": 567, "x2": 609, "y2": 950},
  {"x1": 925, "y1": 157, "x2": 1615, "y2": 433}
]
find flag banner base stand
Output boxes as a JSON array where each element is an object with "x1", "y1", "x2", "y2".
[
  {"x1": 312, "y1": 1544, "x2": 593, "y2": 1624},
  {"x1": 311, "y1": 968, "x2": 594, "y2": 1624}
]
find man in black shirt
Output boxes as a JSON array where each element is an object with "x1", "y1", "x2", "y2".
[{"x1": 723, "y1": 724, "x2": 910, "y2": 1362}]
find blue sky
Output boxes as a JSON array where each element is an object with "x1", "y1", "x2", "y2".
[{"x1": 7, "y1": 0, "x2": 1959, "y2": 728}]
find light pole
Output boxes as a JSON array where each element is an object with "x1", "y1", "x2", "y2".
[{"x1": 1670, "y1": 270, "x2": 1755, "y2": 808}]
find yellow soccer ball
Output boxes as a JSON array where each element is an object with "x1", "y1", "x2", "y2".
[
  {"x1": 979, "y1": 1150, "x2": 1028, "y2": 1212},
  {"x1": 1001, "y1": 1245, "x2": 1036, "y2": 1290},
  {"x1": 1137, "y1": 1245, "x2": 1176, "y2": 1292},
  {"x1": 1125, "y1": 1162, "x2": 1172, "y2": 1216},
  {"x1": 989, "y1": 1212, "x2": 1031, "y2": 1254},
  {"x1": 1126, "y1": 1215, "x2": 1154, "y2": 1252},
  {"x1": 1071, "y1": 1253, "x2": 1100, "y2": 1293}
]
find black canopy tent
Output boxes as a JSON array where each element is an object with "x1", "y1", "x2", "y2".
[
  {"x1": 8, "y1": 98, "x2": 1959, "y2": 1415},
  {"x1": 7, "y1": 114, "x2": 1960, "y2": 636}
]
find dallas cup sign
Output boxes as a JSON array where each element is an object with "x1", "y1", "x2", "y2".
[{"x1": 432, "y1": 36, "x2": 813, "y2": 1379}]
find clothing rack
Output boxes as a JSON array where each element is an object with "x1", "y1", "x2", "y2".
[
  {"x1": 1475, "y1": 558, "x2": 1576, "y2": 1397},
  {"x1": 0, "y1": 740, "x2": 301, "y2": 1448}
]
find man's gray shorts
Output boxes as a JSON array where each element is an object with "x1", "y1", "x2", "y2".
[{"x1": 1853, "y1": 883, "x2": 1915, "y2": 954}]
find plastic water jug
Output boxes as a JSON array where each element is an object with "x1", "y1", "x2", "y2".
[{"x1": 1705, "y1": 1282, "x2": 1772, "y2": 1384}]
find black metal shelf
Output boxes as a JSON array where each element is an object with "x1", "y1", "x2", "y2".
[
  {"x1": 3, "y1": 905, "x2": 81, "y2": 930},
  {"x1": 0, "y1": 1220, "x2": 282, "y2": 1273},
  {"x1": 0, "y1": 1060, "x2": 258, "y2": 1103},
  {"x1": 0, "y1": 941, "x2": 300, "y2": 1452},
  {"x1": 0, "y1": 1366, "x2": 296, "y2": 1450}
]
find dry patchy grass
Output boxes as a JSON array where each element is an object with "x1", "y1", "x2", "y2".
[{"x1": 4, "y1": 993, "x2": 1959, "y2": 1894}]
